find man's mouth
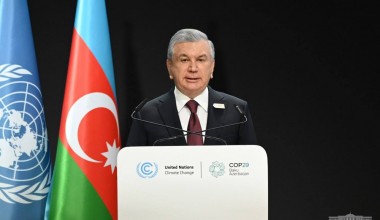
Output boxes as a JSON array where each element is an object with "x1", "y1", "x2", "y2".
[{"x1": 185, "y1": 77, "x2": 199, "y2": 81}]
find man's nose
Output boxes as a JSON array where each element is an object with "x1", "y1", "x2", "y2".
[{"x1": 188, "y1": 61, "x2": 198, "y2": 72}]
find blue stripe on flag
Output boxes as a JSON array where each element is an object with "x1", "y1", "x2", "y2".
[{"x1": 74, "y1": 0, "x2": 117, "y2": 97}]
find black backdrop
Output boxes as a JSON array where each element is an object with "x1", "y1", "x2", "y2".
[{"x1": 28, "y1": 0, "x2": 378, "y2": 219}]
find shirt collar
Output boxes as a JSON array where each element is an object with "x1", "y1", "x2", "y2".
[{"x1": 174, "y1": 87, "x2": 209, "y2": 112}]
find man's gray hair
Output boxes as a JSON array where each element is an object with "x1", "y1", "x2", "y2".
[{"x1": 167, "y1": 28, "x2": 215, "y2": 60}]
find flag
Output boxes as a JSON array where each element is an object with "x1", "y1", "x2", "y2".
[
  {"x1": 0, "y1": 0, "x2": 52, "y2": 219},
  {"x1": 47, "y1": 0, "x2": 120, "y2": 219}
]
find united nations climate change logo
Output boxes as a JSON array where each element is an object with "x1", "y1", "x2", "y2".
[
  {"x1": 136, "y1": 162, "x2": 158, "y2": 178},
  {"x1": 0, "y1": 64, "x2": 50, "y2": 204},
  {"x1": 209, "y1": 161, "x2": 225, "y2": 178}
]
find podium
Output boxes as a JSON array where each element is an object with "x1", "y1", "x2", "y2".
[{"x1": 117, "y1": 145, "x2": 268, "y2": 220}]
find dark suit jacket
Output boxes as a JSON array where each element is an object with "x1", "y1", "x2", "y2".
[{"x1": 126, "y1": 86, "x2": 258, "y2": 146}]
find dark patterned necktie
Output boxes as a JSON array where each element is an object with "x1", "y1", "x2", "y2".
[{"x1": 186, "y1": 100, "x2": 203, "y2": 145}]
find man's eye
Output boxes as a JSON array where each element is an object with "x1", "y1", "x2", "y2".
[{"x1": 180, "y1": 59, "x2": 189, "y2": 62}]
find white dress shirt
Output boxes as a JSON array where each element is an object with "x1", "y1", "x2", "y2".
[{"x1": 174, "y1": 87, "x2": 208, "y2": 142}]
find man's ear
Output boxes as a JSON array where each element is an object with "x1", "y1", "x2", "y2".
[
  {"x1": 166, "y1": 59, "x2": 171, "y2": 68},
  {"x1": 210, "y1": 60, "x2": 215, "y2": 79},
  {"x1": 166, "y1": 59, "x2": 173, "y2": 79}
]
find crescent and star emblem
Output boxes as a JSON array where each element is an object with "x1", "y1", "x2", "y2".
[{"x1": 65, "y1": 92, "x2": 120, "y2": 173}]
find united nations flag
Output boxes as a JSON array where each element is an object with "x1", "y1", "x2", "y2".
[{"x1": 0, "y1": 1, "x2": 51, "y2": 220}]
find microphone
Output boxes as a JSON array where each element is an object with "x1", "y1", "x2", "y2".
[
  {"x1": 153, "y1": 132, "x2": 227, "y2": 146},
  {"x1": 131, "y1": 99, "x2": 248, "y2": 146},
  {"x1": 134, "y1": 98, "x2": 148, "y2": 112},
  {"x1": 234, "y1": 104, "x2": 245, "y2": 116},
  {"x1": 131, "y1": 99, "x2": 184, "y2": 133},
  {"x1": 132, "y1": 100, "x2": 219, "y2": 144}
]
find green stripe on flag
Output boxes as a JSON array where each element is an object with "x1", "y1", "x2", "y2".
[{"x1": 49, "y1": 139, "x2": 112, "y2": 220}]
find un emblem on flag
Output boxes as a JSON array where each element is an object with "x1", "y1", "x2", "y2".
[{"x1": 0, "y1": 64, "x2": 50, "y2": 204}]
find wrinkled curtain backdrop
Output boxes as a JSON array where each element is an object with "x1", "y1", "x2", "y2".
[{"x1": 29, "y1": 1, "x2": 378, "y2": 219}]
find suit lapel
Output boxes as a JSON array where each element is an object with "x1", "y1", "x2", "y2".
[
  {"x1": 204, "y1": 87, "x2": 227, "y2": 145},
  {"x1": 157, "y1": 89, "x2": 187, "y2": 145}
]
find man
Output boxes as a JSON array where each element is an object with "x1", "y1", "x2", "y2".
[{"x1": 127, "y1": 28, "x2": 257, "y2": 146}]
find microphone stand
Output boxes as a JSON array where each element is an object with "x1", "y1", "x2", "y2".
[
  {"x1": 131, "y1": 99, "x2": 248, "y2": 146},
  {"x1": 153, "y1": 133, "x2": 227, "y2": 146}
]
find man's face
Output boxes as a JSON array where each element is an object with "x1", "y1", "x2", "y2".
[{"x1": 166, "y1": 40, "x2": 215, "y2": 98}]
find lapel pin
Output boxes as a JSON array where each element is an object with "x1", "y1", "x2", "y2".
[{"x1": 213, "y1": 103, "x2": 225, "y2": 109}]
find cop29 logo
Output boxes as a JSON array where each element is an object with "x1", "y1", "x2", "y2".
[
  {"x1": 209, "y1": 161, "x2": 225, "y2": 178},
  {"x1": 136, "y1": 162, "x2": 158, "y2": 178}
]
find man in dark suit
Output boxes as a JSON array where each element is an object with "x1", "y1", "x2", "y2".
[{"x1": 127, "y1": 28, "x2": 257, "y2": 146}]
